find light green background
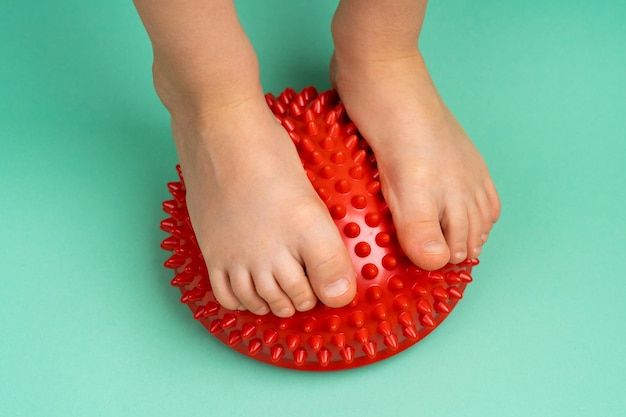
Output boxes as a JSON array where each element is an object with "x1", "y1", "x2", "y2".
[{"x1": 1, "y1": 0, "x2": 625, "y2": 416}]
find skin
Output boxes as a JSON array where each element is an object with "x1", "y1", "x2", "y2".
[{"x1": 133, "y1": 0, "x2": 501, "y2": 318}]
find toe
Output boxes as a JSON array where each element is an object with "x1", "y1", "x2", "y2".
[
  {"x1": 252, "y1": 271, "x2": 296, "y2": 317},
  {"x1": 208, "y1": 268, "x2": 242, "y2": 311},
  {"x1": 228, "y1": 267, "x2": 270, "y2": 315},
  {"x1": 485, "y1": 179, "x2": 501, "y2": 224},
  {"x1": 300, "y1": 221, "x2": 356, "y2": 308},
  {"x1": 476, "y1": 188, "x2": 497, "y2": 243},
  {"x1": 441, "y1": 201, "x2": 469, "y2": 264},
  {"x1": 395, "y1": 202, "x2": 450, "y2": 270},
  {"x1": 467, "y1": 202, "x2": 484, "y2": 259},
  {"x1": 274, "y1": 255, "x2": 318, "y2": 312}
]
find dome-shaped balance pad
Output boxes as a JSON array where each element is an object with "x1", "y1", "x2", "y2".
[{"x1": 160, "y1": 86, "x2": 477, "y2": 371}]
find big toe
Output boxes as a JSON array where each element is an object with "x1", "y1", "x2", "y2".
[
  {"x1": 395, "y1": 204, "x2": 451, "y2": 271},
  {"x1": 300, "y1": 222, "x2": 356, "y2": 308}
]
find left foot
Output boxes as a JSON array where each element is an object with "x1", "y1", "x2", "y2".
[{"x1": 330, "y1": 50, "x2": 500, "y2": 270}]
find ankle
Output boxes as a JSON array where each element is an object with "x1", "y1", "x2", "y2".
[
  {"x1": 331, "y1": 2, "x2": 423, "y2": 64},
  {"x1": 151, "y1": 52, "x2": 264, "y2": 123}
]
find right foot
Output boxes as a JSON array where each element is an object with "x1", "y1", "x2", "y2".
[{"x1": 170, "y1": 95, "x2": 356, "y2": 317}]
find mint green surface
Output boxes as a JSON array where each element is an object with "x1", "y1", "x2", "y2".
[{"x1": 1, "y1": 0, "x2": 625, "y2": 416}]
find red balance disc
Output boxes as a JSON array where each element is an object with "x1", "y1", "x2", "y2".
[{"x1": 160, "y1": 86, "x2": 477, "y2": 371}]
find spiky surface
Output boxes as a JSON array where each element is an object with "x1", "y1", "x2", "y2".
[{"x1": 160, "y1": 86, "x2": 477, "y2": 371}]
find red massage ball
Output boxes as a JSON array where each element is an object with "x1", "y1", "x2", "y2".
[{"x1": 160, "y1": 86, "x2": 477, "y2": 371}]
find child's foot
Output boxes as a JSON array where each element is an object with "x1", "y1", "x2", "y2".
[
  {"x1": 170, "y1": 94, "x2": 356, "y2": 317},
  {"x1": 330, "y1": 50, "x2": 501, "y2": 270}
]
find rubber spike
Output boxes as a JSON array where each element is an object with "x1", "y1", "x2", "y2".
[
  {"x1": 170, "y1": 272, "x2": 194, "y2": 287},
  {"x1": 193, "y1": 302, "x2": 219, "y2": 319},
  {"x1": 328, "y1": 123, "x2": 340, "y2": 138},
  {"x1": 340, "y1": 346, "x2": 355, "y2": 364},
  {"x1": 304, "y1": 108, "x2": 315, "y2": 123},
  {"x1": 241, "y1": 322, "x2": 257, "y2": 339},
  {"x1": 301, "y1": 317, "x2": 316, "y2": 333},
  {"x1": 448, "y1": 287, "x2": 464, "y2": 299},
  {"x1": 299, "y1": 137, "x2": 315, "y2": 154},
  {"x1": 435, "y1": 301, "x2": 451, "y2": 314},
  {"x1": 306, "y1": 121, "x2": 319, "y2": 136},
  {"x1": 287, "y1": 333, "x2": 301, "y2": 350},
  {"x1": 420, "y1": 314, "x2": 436, "y2": 328},
  {"x1": 309, "y1": 334, "x2": 324, "y2": 352},
  {"x1": 349, "y1": 165, "x2": 364, "y2": 180},
  {"x1": 349, "y1": 311, "x2": 366, "y2": 328},
  {"x1": 273, "y1": 100, "x2": 286, "y2": 115},
  {"x1": 248, "y1": 339, "x2": 263, "y2": 356},
  {"x1": 180, "y1": 287, "x2": 204, "y2": 303},
  {"x1": 332, "y1": 333, "x2": 347, "y2": 350},
  {"x1": 429, "y1": 272, "x2": 445, "y2": 284},
  {"x1": 344, "y1": 134, "x2": 358, "y2": 150},
  {"x1": 228, "y1": 331, "x2": 243, "y2": 346},
  {"x1": 402, "y1": 325, "x2": 418, "y2": 341},
  {"x1": 325, "y1": 315, "x2": 342, "y2": 332},
  {"x1": 373, "y1": 304, "x2": 388, "y2": 320},
  {"x1": 270, "y1": 345, "x2": 285, "y2": 362},
  {"x1": 162, "y1": 199, "x2": 178, "y2": 214},
  {"x1": 416, "y1": 299, "x2": 432, "y2": 315},
  {"x1": 352, "y1": 149, "x2": 367, "y2": 164},
  {"x1": 321, "y1": 136, "x2": 335, "y2": 150},
  {"x1": 295, "y1": 93, "x2": 306, "y2": 107},
  {"x1": 377, "y1": 321, "x2": 393, "y2": 337},
  {"x1": 355, "y1": 328, "x2": 370, "y2": 345},
  {"x1": 460, "y1": 271, "x2": 473, "y2": 282},
  {"x1": 160, "y1": 218, "x2": 177, "y2": 233},
  {"x1": 293, "y1": 348, "x2": 307, "y2": 366},
  {"x1": 331, "y1": 151, "x2": 346, "y2": 164},
  {"x1": 265, "y1": 93, "x2": 276, "y2": 106},
  {"x1": 160, "y1": 236, "x2": 180, "y2": 251},
  {"x1": 312, "y1": 99, "x2": 322, "y2": 114},
  {"x1": 209, "y1": 319, "x2": 223, "y2": 334},
  {"x1": 281, "y1": 118, "x2": 296, "y2": 132},
  {"x1": 289, "y1": 131, "x2": 301, "y2": 145},
  {"x1": 264, "y1": 329, "x2": 279, "y2": 345},
  {"x1": 397, "y1": 311, "x2": 415, "y2": 328},
  {"x1": 432, "y1": 287, "x2": 449, "y2": 301},
  {"x1": 317, "y1": 348, "x2": 332, "y2": 367},
  {"x1": 324, "y1": 109, "x2": 337, "y2": 125},
  {"x1": 221, "y1": 314, "x2": 237, "y2": 329},
  {"x1": 363, "y1": 342, "x2": 377, "y2": 359}
]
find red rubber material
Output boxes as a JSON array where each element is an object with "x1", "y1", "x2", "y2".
[{"x1": 160, "y1": 86, "x2": 477, "y2": 371}]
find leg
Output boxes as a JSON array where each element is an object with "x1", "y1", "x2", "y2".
[
  {"x1": 331, "y1": 0, "x2": 500, "y2": 270},
  {"x1": 133, "y1": 0, "x2": 356, "y2": 316}
]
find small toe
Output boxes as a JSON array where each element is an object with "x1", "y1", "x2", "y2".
[
  {"x1": 274, "y1": 255, "x2": 318, "y2": 312},
  {"x1": 252, "y1": 270, "x2": 295, "y2": 317},
  {"x1": 228, "y1": 267, "x2": 269, "y2": 315},
  {"x1": 467, "y1": 201, "x2": 484, "y2": 259},
  {"x1": 484, "y1": 179, "x2": 501, "y2": 224},
  {"x1": 208, "y1": 268, "x2": 241, "y2": 311}
]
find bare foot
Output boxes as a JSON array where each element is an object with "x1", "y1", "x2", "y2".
[
  {"x1": 170, "y1": 94, "x2": 356, "y2": 317},
  {"x1": 330, "y1": 51, "x2": 500, "y2": 270}
]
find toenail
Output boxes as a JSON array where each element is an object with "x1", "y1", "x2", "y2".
[
  {"x1": 254, "y1": 306, "x2": 269, "y2": 315},
  {"x1": 277, "y1": 307, "x2": 292, "y2": 316},
  {"x1": 297, "y1": 300, "x2": 315, "y2": 311},
  {"x1": 454, "y1": 252, "x2": 466, "y2": 261},
  {"x1": 473, "y1": 247, "x2": 482, "y2": 256},
  {"x1": 323, "y1": 278, "x2": 350, "y2": 298},
  {"x1": 236, "y1": 305, "x2": 247, "y2": 311},
  {"x1": 481, "y1": 234, "x2": 488, "y2": 243},
  {"x1": 423, "y1": 241, "x2": 446, "y2": 255}
]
